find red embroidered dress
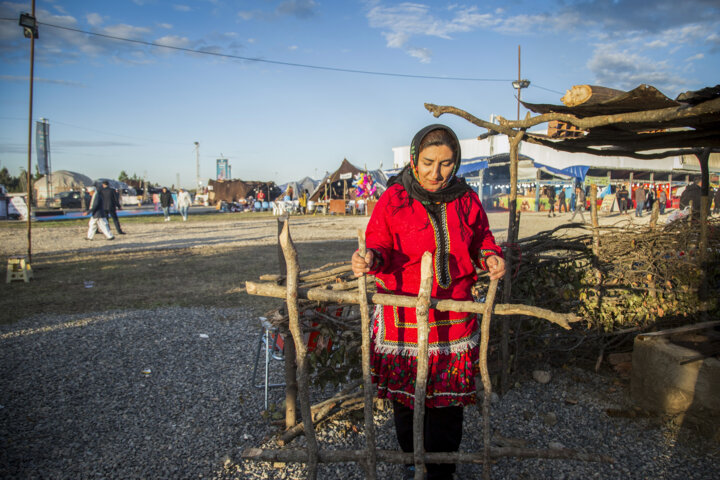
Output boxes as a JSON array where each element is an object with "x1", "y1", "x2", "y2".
[{"x1": 366, "y1": 183, "x2": 501, "y2": 408}]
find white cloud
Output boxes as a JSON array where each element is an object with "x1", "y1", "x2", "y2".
[
  {"x1": 587, "y1": 48, "x2": 686, "y2": 93},
  {"x1": 104, "y1": 24, "x2": 152, "y2": 39},
  {"x1": 646, "y1": 39, "x2": 668, "y2": 48},
  {"x1": 86, "y1": 13, "x2": 104, "y2": 27},
  {"x1": 407, "y1": 46, "x2": 431, "y2": 63},
  {"x1": 686, "y1": 53, "x2": 704, "y2": 62},
  {"x1": 158, "y1": 23, "x2": 173, "y2": 29},
  {"x1": 288, "y1": 45, "x2": 298, "y2": 51},
  {"x1": 366, "y1": 3, "x2": 500, "y2": 62},
  {"x1": 155, "y1": 35, "x2": 190, "y2": 49},
  {"x1": 174, "y1": 5, "x2": 191, "y2": 12}
]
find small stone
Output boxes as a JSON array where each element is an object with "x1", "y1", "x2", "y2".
[
  {"x1": 549, "y1": 441, "x2": 565, "y2": 450},
  {"x1": 533, "y1": 370, "x2": 552, "y2": 384},
  {"x1": 543, "y1": 412, "x2": 558, "y2": 427}
]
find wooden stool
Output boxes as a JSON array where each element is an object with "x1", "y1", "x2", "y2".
[{"x1": 6, "y1": 255, "x2": 32, "y2": 283}]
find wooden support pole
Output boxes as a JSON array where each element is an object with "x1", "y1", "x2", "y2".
[
  {"x1": 590, "y1": 185, "x2": 599, "y2": 256},
  {"x1": 244, "y1": 282, "x2": 580, "y2": 329},
  {"x1": 284, "y1": 333, "x2": 298, "y2": 430},
  {"x1": 413, "y1": 253, "x2": 433, "y2": 480},
  {"x1": 696, "y1": 148, "x2": 711, "y2": 260},
  {"x1": 479, "y1": 279, "x2": 499, "y2": 480},
  {"x1": 279, "y1": 220, "x2": 319, "y2": 479},
  {"x1": 501, "y1": 131, "x2": 524, "y2": 394},
  {"x1": 357, "y1": 230, "x2": 377, "y2": 479}
]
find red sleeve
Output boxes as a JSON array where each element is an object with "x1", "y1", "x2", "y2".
[
  {"x1": 468, "y1": 194, "x2": 503, "y2": 271},
  {"x1": 364, "y1": 186, "x2": 398, "y2": 274}
]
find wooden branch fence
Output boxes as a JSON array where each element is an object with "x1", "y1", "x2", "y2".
[{"x1": 242, "y1": 220, "x2": 612, "y2": 479}]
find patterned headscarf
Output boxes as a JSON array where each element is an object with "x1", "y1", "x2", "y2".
[{"x1": 388, "y1": 124, "x2": 471, "y2": 205}]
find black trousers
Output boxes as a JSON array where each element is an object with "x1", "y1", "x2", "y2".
[
  {"x1": 392, "y1": 401, "x2": 463, "y2": 479},
  {"x1": 107, "y1": 210, "x2": 123, "y2": 233}
]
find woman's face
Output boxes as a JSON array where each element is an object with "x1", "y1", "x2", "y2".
[{"x1": 416, "y1": 144, "x2": 455, "y2": 192}]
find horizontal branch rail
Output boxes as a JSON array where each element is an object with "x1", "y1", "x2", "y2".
[
  {"x1": 245, "y1": 281, "x2": 580, "y2": 330},
  {"x1": 241, "y1": 446, "x2": 613, "y2": 464}
]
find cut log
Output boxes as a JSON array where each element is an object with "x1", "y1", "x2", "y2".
[{"x1": 561, "y1": 85, "x2": 625, "y2": 107}]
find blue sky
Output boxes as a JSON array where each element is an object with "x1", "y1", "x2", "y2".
[{"x1": 1, "y1": 0, "x2": 718, "y2": 189}]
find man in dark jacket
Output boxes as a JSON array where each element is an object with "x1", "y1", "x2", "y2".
[
  {"x1": 84, "y1": 187, "x2": 114, "y2": 240},
  {"x1": 558, "y1": 187, "x2": 567, "y2": 213},
  {"x1": 160, "y1": 187, "x2": 174, "y2": 221},
  {"x1": 100, "y1": 181, "x2": 124, "y2": 234},
  {"x1": 617, "y1": 186, "x2": 629, "y2": 214},
  {"x1": 547, "y1": 186, "x2": 556, "y2": 217},
  {"x1": 679, "y1": 178, "x2": 703, "y2": 218}
]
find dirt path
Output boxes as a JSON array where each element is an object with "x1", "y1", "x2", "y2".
[{"x1": 0, "y1": 210, "x2": 651, "y2": 257}]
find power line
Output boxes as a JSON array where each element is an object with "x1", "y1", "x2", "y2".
[{"x1": 33, "y1": 20, "x2": 513, "y2": 83}]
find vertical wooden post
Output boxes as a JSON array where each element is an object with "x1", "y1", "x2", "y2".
[
  {"x1": 284, "y1": 333, "x2": 298, "y2": 430},
  {"x1": 413, "y1": 252, "x2": 433, "y2": 480},
  {"x1": 590, "y1": 185, "x2": 599, "y2": 256},
  {"x1": 479, "y1": 279, "x2": 499, "y2": 480},
  {"x1": 277, "y1": 214, "x2": 297, "y2": 429},
  {"x1": 696, "y1": 149, "x2": 710, "y2": 260},
  {"x1": 357, "y1": 230, "x2": 377, "y2": 479},
  {"x1": 279, "y1": 220, "x2": 319, "y2": 479},
  {"x1": 501, "y1": 131, "x2": 523, "y2": 394}
]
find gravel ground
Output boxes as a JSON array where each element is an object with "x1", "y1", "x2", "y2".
[{"x1": 1, "y1": 307, "x2": 717, "y2": 479}]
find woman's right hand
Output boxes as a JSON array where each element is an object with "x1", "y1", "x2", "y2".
[{"x1": 351, "y1": 250, "x2": 374, "y2": 277}]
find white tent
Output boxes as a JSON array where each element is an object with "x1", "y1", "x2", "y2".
[{"x1": 34, "y1": 170, "x2": 93, "y2": 202}]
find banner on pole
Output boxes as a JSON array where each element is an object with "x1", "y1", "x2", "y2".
[
  {"x1": 35, "y1": 120, "x2": 50, "y2": 175},
  {"x1": 216, "y1": 158, "x2": 229, "y2": 180}
]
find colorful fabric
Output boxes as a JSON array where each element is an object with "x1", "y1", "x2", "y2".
[{"x1": 371, "y1": 306, "x2": 480, "y2": 408}]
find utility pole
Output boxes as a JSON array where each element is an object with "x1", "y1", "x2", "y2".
[
  {"x1": 19, "y1": 1, "x2": 38, "y2": 264},
  {"x1": 517, "y1": 45, "x2": 521, "y2": 121},
  {"x1": 194, "y1": 141, "x2": 200, "y2": 193}
]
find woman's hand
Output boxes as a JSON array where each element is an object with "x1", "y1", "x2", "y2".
[
  {"x1": 486, "y1": 255, "x2": 506, "y2": 280},
  {"x1": 351, "y1": 250, "x2": 374, "y2": 277}
]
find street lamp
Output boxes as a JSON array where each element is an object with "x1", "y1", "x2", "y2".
[
  {"x1": 512, "y1": 79, "x2": 531, "y2": 121},
  {"x1": 18, "y1": 12, "x2": 38, "y2": 38}
]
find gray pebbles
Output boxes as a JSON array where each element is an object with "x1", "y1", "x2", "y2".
[{"x1": 1, "y1": 307, "x2": 717, "y2": 479}]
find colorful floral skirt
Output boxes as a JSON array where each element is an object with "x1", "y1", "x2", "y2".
[{"x1": 371, "y1": 318, "x2": 480, "y2": 409}]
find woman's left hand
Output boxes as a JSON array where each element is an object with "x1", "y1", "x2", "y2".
[{"x1": 486, "y1": 255, "x2": 506, "y2": 280}]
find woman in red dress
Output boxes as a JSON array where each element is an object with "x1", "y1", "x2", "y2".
[{"x1": 352, "y1": 124, "x2": 505, "y2": 479}]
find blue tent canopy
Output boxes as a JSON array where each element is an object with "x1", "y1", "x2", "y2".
[
  {"x1": 456, "y1": 156, "x2": 489, "y2": 177},
  {"x1": 534, "y1": 163, "x2": 589, "y2": 181}
]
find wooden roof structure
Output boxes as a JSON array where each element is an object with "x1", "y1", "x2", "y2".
[{"x1": 426, "y1": 83, "x2": 720, "y2": 192}]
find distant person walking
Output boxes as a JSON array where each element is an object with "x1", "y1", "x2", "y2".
[
  {"x1": 299, "y1": 189, "x2": 308, "y2": 215},
  {"x1": 569, "y1": 186, "x2": 586, "y2": 223},
  {"x1": 84, "y1": 187, "x2": 114, "y2": 241},
  {"x1": 645, "y1": 188, "x2": 655, "y2": 213},
  {"x1": 177, "y1": 188, "x2": 192, "y2": 222},
  {"x1": 634, "y1": 186, "x2": 646, "y2": 217},
  {"x1": 713, "y1": 187, "x2": 720, "y2": 215},
  {"x1": 100, "y1": 181, "x2": 125, "y2": 235},
  {"x1": 617, "y1": 185, "x2": 629, "y2": 214},
  {"x1": 558, "y1": 188, "x2": 567, "y2": 213},
  {"x1": 658, "y1": 189, "x2": 667, "y2": 215},
  {"x1": 160, "y1": 187, "x2": 174, "y2": 221},
  {"x1": 546, "y1": 186, "x2": 556, "y2": 217}
]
